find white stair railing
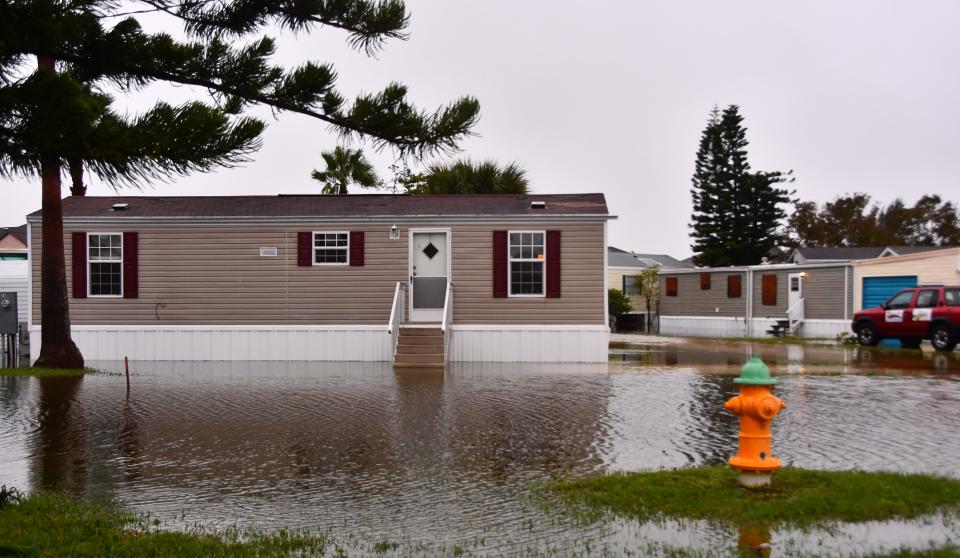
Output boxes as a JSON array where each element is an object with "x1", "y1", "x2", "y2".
[
  {"x1": 441, "y1": 281, "x2": 453, "y2": 363},
  {"x1": 786, "y1": 298, "x2": 805, "y2": 335},
  {"x1": 387, "y1": 282, "x2": 406, "y2": 358}
]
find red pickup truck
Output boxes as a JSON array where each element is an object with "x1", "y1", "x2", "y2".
[{"x1": 852, "y1": 286, "x2": 960, "y2": 351}]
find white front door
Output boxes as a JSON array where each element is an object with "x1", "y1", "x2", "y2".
[
  {"x1": 788, "y1": 273, "x2": 803, "y2": 310},
  {"x1": 410, "y1": 231, "x2": 449, "y2": 322}
]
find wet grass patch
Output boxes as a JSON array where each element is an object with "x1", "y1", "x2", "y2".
[
  {"x1": 550, "y1": 466, "x2": 960, "y2": 527},
  {"x1": 0, "y1": 366, "x2": 91, "y2": 377},
  {"x1": 0, "y1": 490, "x2": 329, "y2": 557}
]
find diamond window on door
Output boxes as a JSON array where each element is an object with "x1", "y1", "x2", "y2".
[{"x1": 422, "y1": 242, "x2": 439, "y2": 259}]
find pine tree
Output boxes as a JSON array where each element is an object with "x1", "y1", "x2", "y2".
[
  {"x1": 690, "y1": 106, "x2": 792, "y2": 267},
  {"x1": 0, "y1": 0, "x2": 480, "y2": 368}
]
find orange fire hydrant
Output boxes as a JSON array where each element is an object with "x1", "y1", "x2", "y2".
[{"x1": 724, "y1": 356, "x2": 785, "y2": 488}]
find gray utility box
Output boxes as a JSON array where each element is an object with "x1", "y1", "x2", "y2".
[{"x1": 0, "y1": 292, "x2": 18, "y2": 334}]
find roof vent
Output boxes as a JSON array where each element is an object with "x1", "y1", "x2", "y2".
[
  {"x1": 530, "y1": 200, "x2": 546, "y2": 209},
  {"x1": 111, "y1": 203, "x2": 129, "y2": 211}
]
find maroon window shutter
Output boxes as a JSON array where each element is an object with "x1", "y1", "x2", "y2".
[
  {"x1": 123, "y1": 232, "x2": 139, "y2": 299},
  {"x1": 546, "y1": 230, "x2": 561, "y2": 298},
  {"x1": 349, "y1": 231, "x2": 364, "y2": 266},
  {"x1": 727, "y1": 274, "x2": 742, "y2": 298},
  {"x1": 297, "y1": 232, "x2": 312, "y2": 267},
  {"x1": 762, "y1": 274, "x2": 778, "y2": 306},
  {"x1": 665, "y1": 277, "x2": 678, "y2": 297},
  {"x1": 700, "y1": 272, "x2": 711, "y2": 290},
  {"x1": 492, "y1": 230, "x2": 507, "y2": 298},
  {"x1": 72, "y1": 232, "x2": 87, "y2": 299}
]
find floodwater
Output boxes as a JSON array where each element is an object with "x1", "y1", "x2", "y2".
[{"x1": 1, "y1": 339, "x2": 959, "y2": 556}]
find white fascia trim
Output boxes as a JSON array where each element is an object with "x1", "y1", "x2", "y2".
[
  {"x1": 26, "y1": 224, "x2": 32, "y2": 329},
  {"x1": 451, "y1": 324, "x2": 609, "y2": 331},
  {"x1": 30, "y1": 325, "x2": 388, "y2": 332},
  {"x1": 30, "y1": 215, "x2": 614, "y2": 225},
  {"x1": 659, "y1": 262, "x2": 855, "y2": 275}
]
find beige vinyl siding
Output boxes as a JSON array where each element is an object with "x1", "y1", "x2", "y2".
[
  {"x1": 753, "y1": 267, "x2": 851, "y2": 320},
  {"x1": 853, "y1": 248, "x2": 960, "y2": 310},
  {"x1": 659, "y1": 272, "x2": 747, "y2": 317},
  {"x1": 799, "y1": 266, "x2": 851, "y2": 319},
  {"x1": 31, "y1": 220, "x2": 605, "y2": 326},
  {"x1": 607, "y1": 266, "x2": 648, "y2": 311}
]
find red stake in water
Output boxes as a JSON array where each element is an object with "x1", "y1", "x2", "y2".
[{"x1": 124, "y1": 356, "x2": 130, "y2": 392}]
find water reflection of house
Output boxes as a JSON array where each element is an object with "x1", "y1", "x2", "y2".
[
  {"x1": 24, "y1": 364, "x2": 611, "y2": 499},
  {"x1": 28, "y1": 195, "x2": 612, "y2": 363}
]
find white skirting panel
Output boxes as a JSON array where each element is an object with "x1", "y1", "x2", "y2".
[
  {"x1": 659, "y1": 316, "x2": 852, "y2": 339},
  {"x1": 798, "y1": 319, "x2": 852, "y2": 338},
  {"x1": 449, "y1": 325, "x2": 609, "y2": 362},
  {"x1": 659, "y1": 316, "x2": 748, "y2": 338},
  {"x1": 29, "y1": 326, "x2": 392, "y2": 362}
]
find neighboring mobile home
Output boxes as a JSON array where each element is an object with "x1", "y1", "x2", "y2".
[
  {"x1": 606, "y1": 247, "x2": 690, "y2": 330},
  {"x1": 28, "y1": 194, "x2": 611, "y2": 363},
  {"x1": 853, "y1": 247, "x2": 960, "y2": 311},
  {"x1": 0, "y1": 224, "x2": 29, "y2": 357},
  {"x1": 658, "y1": 263, "x2": 855, "y2": 338}
]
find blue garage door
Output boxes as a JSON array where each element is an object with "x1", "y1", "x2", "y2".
[
  {"x1": 863, "y1": 276, "x2": 919, "y2": 347},
  {"x1": 862, "y1": 276, "x2": 918, "y2": 310}
]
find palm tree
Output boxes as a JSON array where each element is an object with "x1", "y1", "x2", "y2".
[
  {"x1": 311, "y1": 147, "x2": 381, "y2": 195},
  {"x1": 408, "y1": 159, "x2": 528, "y2": 194}
]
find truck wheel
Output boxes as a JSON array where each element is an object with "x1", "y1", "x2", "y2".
[
  {"x1": 901, "y1": 338, "x2": 923, "y2": 350},
  {"x1": 930, "y1": 324, "x2": 957, "y2": 352},
  {"x1": 856, "y1": 323, "x2": 880, "y2": 347}
]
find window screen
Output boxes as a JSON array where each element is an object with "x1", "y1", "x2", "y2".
[
  {"x1": 313, "y1": 232, "x2": 348, "y2": 264},
  {"x1": 509, "y1": 232, "x2": 545, "y2": 295},
  {"x1": 88, "y1": 233, "x2": 122, "y2": 296}
]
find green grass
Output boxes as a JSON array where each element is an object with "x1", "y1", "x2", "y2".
[
  {"x1": 0, "y1": 491, "x2": 329, "y2": 557},
  {"x1": 874, "y1": 547, "x2": 960, "y2": 558},
  {"x1": 0, "y1": 367, "x2": 90, "y2": 377},
  {"x1": 550, "y1": 466, "x2": 960, "y2": 527}
]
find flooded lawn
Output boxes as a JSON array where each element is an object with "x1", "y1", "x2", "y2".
[{"x1": 1, "y1": 339, "x2": 959, "y2": 556}]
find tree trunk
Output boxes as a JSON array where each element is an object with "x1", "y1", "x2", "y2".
[
  {"x1": 33, "y1": 54, "x2": 84, "y2": 369},
  {"x1": 68, "y1": 157, "x2": 86, "y2": 196}
]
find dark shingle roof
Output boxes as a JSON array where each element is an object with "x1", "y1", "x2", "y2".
[
  {"x1": 0, "y1": 224, "x2": 27, "y2": 245},
  {"x1": 29, "y1": 194, "x2": 608, "y2": 220},
  {"x1": 608, "y1": 247, "x2": 692, "y2": 269}
]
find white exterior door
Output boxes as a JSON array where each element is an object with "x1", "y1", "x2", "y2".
[
  {"x1": 410, "y1": 231, "x2": 449, "y2": 322},
  {"x1": 788, "y1": 273, "x2": 803, "y2": 310}
]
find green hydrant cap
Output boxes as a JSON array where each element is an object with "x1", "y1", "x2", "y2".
[{"x1": 734, "y1": 356, "x2": 778, "y2": 385}]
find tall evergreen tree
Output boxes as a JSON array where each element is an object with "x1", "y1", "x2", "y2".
[
  {"x1": 0, "y1": 0, "x2": 480, "y2": 368},
  {"x1": 689, "y1": 106, "x2": 792, "y2": 267}
]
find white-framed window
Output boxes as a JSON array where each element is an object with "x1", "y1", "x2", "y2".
[
  {"x1": 313, "y1": 232, "x2": 349, "y2": 265},
  {"x1": 508, "y1": 230, "x2": 545, "y2": 297},
  {"x1": 623, "y1": 275, "x2": 642, "y2": 295},
  {"x1": 88, "y1": 232, "x2": 123, "y2": 297}
]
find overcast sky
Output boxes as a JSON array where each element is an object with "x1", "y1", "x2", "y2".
[{"x1": 3, "y1": 1, "x2": 959, "y2": 257}]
